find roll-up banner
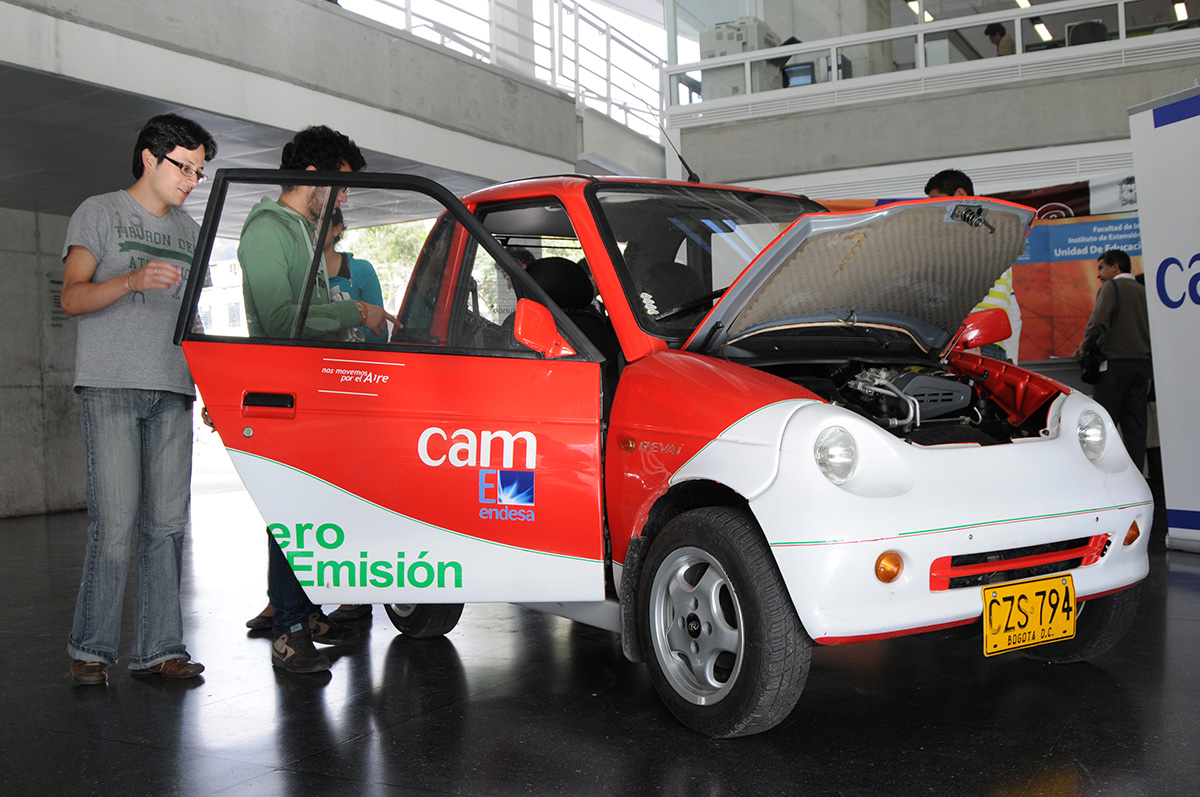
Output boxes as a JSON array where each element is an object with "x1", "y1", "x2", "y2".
[{"x1": 1129, "y1": 87, "x2": 1200, "y2": 552}]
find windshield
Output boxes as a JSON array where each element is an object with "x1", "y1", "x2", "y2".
[{"x1": 593, "y1": 184, "x2": 824, "y2": 339}]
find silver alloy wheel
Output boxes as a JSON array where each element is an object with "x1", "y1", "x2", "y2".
[
  {"x1": 388, "y1": 603, "x2": 416, "y2": 618},
  {"x1": 647, "y1": 545, "x2": 744, "y2": 705}
]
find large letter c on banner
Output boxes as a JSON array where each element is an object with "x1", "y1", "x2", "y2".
[{"x1": 1158, "y1": 257, "x2": 1185, "y2": 309}]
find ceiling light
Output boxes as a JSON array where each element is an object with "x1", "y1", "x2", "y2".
[
  {"x1": 1176, "y1": 3, "x2": 1189, "y2": 21},
  {"x1": 1016, "y1": 0, "x2": 1031, "y2": 8},
  {"x1": 1034, "y1": 21, "x2": 1052, "y2": 41},
  {"x1": 907, "y1": 1, "x2": 934, "y2": 21}
]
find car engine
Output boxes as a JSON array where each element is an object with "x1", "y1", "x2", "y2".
[
  {"x1": 842, "y1": 366, "x2": 973, "y2": 430},
  {"x1": 778, "y1": 362, "x2": 1038, "y2": 446}
]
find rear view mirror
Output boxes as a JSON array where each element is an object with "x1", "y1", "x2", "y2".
[
  {"x1": 955, "y1": 307, "x2": 1011, "y2": 350},
  {"x1": 513, "y1": 299, "x2": 576, "y2": 358}
]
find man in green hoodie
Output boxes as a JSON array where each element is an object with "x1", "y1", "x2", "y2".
[
  {"x1": 238, "y1": 125, "x2": 389, "y2": 673},
  {"x1": 239, "y1": 125, "x2": 390, "y2": 340}
]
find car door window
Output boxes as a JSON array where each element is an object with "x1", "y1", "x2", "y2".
[{"x1": 179, "y1": 173, "x2": 589, "y2": 360}]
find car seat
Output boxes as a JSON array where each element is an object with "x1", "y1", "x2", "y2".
[
  {"x1": 526, "y1": 256, "x2": 622, "y2": 418},
  {"x1": 525, "y1": 257, "x2": 619, "y2": 362}
]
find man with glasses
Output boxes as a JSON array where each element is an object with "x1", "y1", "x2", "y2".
[{"x1": 61, "y1": 114, "x2": 216, "y2": 685}]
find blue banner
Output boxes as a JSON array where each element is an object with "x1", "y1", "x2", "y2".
[{"x1": 1016, "y1": 212, "x2": 1141, "y2": 264}]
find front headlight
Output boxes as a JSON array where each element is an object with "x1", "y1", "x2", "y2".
[
  {"x1": 815, "y1": 426, "x2": 858, "y2": 485},
  {"x1": 1077, "y1": 410, "x2": 1106, "y2": 462}
]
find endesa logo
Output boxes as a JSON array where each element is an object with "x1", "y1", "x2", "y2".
[
  {"x1": 1157, "y1": 254, "x2": 1200, "y2": 309},
  {"x1": 418, "y1": 427, "x2": 538, "y2": 522}
]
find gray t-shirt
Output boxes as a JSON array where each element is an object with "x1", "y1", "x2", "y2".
[{"x1": 63, "y1": 190, "x2": 198, "y2": 395}]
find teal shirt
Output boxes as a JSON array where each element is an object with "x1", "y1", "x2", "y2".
[{"x1": 329, "y1": 251, "x2": 387, "y2": 344}]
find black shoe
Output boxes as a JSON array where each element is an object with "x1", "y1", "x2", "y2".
[
  {"x1": 328, "y1": 604, "x2": 372, "y2": 622},
  {"x1": 272, "y1": 628, "x2": 331, "y2": 673},
  {"x1": 245, "y1": 613, "x2": 273, "y2": 630},
  {"x1": 308, "y1": 611, "x2": 358, "y2": 645}
]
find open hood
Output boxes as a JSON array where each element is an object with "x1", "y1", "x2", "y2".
[{"x1": 685, "y1": 198, "x2": 1035, "y2": 355}]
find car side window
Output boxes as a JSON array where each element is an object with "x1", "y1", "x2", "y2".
[{"x1": 443, "y1": 238, "x2": 523, "y2": 350}]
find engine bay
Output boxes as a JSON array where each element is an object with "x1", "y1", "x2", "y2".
[{"x1": 765, "y1": 359, "x2": 1059, "y2": 446}]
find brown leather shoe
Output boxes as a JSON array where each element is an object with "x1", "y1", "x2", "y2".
[
  {"x1": 131, "y1": 658, "x2": 205, "y2": 679},
  {"x1": 70, "y1": 660, "x2": 108, "y2": 685}
]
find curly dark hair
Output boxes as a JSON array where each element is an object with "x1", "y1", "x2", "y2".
[
  {"x1": 131, "y1": 114, "x2": 217, "y2": 179},
  {"x1": 924, "y1": 169, "x2": 974, "y2": 197},
  {"x1": 280, "y1": 125, "x2": 367, "y2": 172}
]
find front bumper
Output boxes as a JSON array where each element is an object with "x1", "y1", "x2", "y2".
[{"x1": 745, "y1": 393, "x2": 1152, "y2": 642}]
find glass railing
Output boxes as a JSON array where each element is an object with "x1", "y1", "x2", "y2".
[{"x1": 665, "y1": 0, "x2": 1198, "y2": 108}]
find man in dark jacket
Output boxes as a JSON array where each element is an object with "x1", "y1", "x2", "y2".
[{"x1": 1077, "y1": 249, "x2": 1152, "y2": 470}]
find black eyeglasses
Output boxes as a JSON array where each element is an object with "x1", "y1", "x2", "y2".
[{"x1": 162, "y1": 155, "x2": 207, "y2": 184}]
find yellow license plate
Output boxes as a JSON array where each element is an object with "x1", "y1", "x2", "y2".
[{"x1": 982, "y1": 573, "x2": 1076, "y2": 656}]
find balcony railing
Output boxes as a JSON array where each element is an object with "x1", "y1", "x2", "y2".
[
  {"x1": 663, "y1": 0, "x2": 1200, "y2": 129},
  {"x1": 341, "y1": 0, "x2": 666, "y2": 140}
]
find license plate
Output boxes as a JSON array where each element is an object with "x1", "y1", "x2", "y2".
[{"x1": 982, "y1": 573, "x2": 1075, "y2": 656}]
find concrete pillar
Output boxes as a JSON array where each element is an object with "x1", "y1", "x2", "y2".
[
  {"x1": 493, "y1": 0, "x2": 537, "y2": 78},
  {"x1": 0, "y1": 208, "x2": 83, "y2": 517},
  {"x1": 764, "y1": 0, "x2": 892, "y2": 78},
  {"x1": 764, "y1": 0, "x2": 890, "y2": 40}
]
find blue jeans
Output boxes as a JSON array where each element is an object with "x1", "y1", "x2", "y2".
[
  {"x1": 268, "y1": 533, "x2": 316, "y2": 636},
  {"x1": 68, "y1": 388, "x2": 194, "y2": 668}
]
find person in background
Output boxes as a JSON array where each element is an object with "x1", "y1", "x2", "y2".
[
  {"x1": 925, "y1": 168, "x2": 1022, "y2": 363},
  {"x1": 239, "y1": 125, "x2": 384, "y2": 673},
  {"x1": 1075, "y1": 249, "x2": 1153, "y2": 471},
  {"x1": 508, "y1": 246, "x2": 535, "y2": 269},
  {"x1": 985, "y1": 22, "x2": 1016, "y2": 56},
  {"x1": 325, "y1": 207, "x2": 389, "y2": 344},
  {"x1": 239, "y1": 130, "x2": 389, "y2": 341},
  {"x1": 61, "y1": 114, "x2": 217, "y2": 685}
]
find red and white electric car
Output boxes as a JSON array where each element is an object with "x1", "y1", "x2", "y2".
[{"x1": 176, "y1": 171, "x2": 1151, "y2": 737}]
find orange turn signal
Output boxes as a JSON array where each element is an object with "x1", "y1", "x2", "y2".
[
  {"x1": 1124, "y1": 520, "x2": 1141, "y2": 546},
  {"x1": 875, "y1": 551, "x2": 904, "y2": 583}
]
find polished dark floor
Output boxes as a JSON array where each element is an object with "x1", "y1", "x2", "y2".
[{"x1": 3, "y1": 439, "x2": 1200, "y2": 796}]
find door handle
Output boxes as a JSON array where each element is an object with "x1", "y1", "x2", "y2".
[{"x1": 242, "y1": 392, "x2": 296, "y2": 419}]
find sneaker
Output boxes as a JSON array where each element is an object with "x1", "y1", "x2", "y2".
[
  {"x1": 272, "y1": 627, "x2": 331, "y2": 673},
  {"x1": 308, "y1": 611, "x2": 358, "y2": 645}
]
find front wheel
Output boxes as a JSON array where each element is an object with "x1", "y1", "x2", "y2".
[
  {"x1": 384, "y1": 603, "x2": 464, "y2": 638},
  {"x1": 638, "y1": 507, "x2": 811, "y2": 738},
  {"x1": 1020, "y1": 582, "x2": 1142, "y2": 664}
]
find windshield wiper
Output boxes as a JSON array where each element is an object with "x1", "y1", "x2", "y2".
[{"x1": 656, "y1": 287, "x2": 727, "y2": 322}]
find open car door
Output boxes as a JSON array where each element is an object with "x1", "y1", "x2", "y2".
[{"x1": 175, "y1": 170, "x2": 606, "y2": 605}]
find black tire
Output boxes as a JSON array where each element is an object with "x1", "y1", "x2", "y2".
[
  {"x1": 638, "y1": 506, "x2": 811, "y2": 738},
  {"x1": 1020, "y1": 582, "x2": 1142, "y2": 664},
  {"x1": 384, "y1": 603, "x2": 464, "y2": 638}
]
